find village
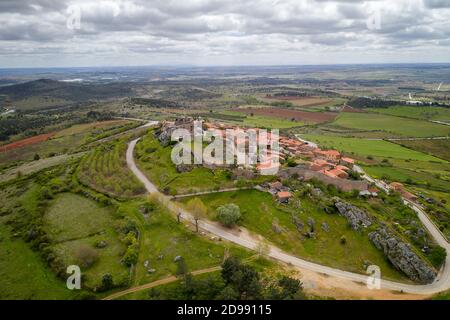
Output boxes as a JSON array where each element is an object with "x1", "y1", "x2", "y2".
[{"x1": 155, "y1": 117, "x2": 417, "y2": 205}]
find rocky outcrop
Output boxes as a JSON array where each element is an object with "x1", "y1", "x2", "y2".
[
  {"x1": 334, "y1": 199, "x2": 372, "y2": 231},
  {"x1": 369, "y1": 228, "x2": 437, "y2": 284}
]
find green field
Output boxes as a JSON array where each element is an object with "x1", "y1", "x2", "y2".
[
  {"x1": 301, "y1": 134, "x2": 445, "y2": 162},
  {"x1": 372, "y1": 106, "x2": 450, "y2": 121},
  {"x1": 332, "y1": 112, "x2": 450, "y2": 137},
  {"x1": 392, "y1": 139, "x2": 450, "y2": 162},
  {"x1": 179, "y1": 189, "x2": 408, "y2": 281},
  {"x1": 197, "y1": 110, "x2": 305, "y2": 129},
  {"x1": 0, "y1": 222, "x2": 76, "y2": 300},
  {"x1": 44, "y1": 193, "x2": 129, "y2": 289},
  {"x1": 118, "y1": 200, "x2": 251, "y2": 287},
  {"x1": 136, "y1": 131, "x2": 238, "y2": 195}
]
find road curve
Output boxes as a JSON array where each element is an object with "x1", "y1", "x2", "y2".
[{"x1": 127, "y1": 137, "x2": 450, "y2": 296}]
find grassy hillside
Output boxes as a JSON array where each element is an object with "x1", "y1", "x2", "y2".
[{"x1": 179, "y1": 189, "x2": 410, "y2": 282}]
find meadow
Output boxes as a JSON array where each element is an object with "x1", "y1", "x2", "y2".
[
  {"x1": 372, "y1": 106, "x2": 450, "y2": 121},
  {"x1": 332, "y1": 112, "x2": 450, "y2": 137},
  {"x1": 44, "y1": 193, "x2": 129, "y2": 289},
  {"x1": 117, "y1": 199, "x2": 251, "y2": 287},
  {"x1": 300, "y1": 134, "x2": 445, "y2": 162},
  {"x1": 393, "y1": 139, "x2": 450, "y2": 162},
  {"x1": 179, "y1": 189, "x2": 409, "y2": 281},
  {"x1": 0, "y1": 221, "x2": 76, "y2": 300}
]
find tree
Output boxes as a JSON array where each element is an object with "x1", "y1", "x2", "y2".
[
  {"x1": 340, "y1": 235, "x2": 347, "y2": 245},
  {"x1": 216, "y1": 204, "x2": 241, "y2": 227},
  {"x1": 221, "y1": 257, "x2": 262, "y2": 299},
  {"x1": 256, "y1": 240, "x2": 270, "y2": 258},
  {"x1": 269, "y1": 276, "x2": 305, "y2": 300},
  {"x1": 175, "y1": 257, "x2": 189, "y2": 279},
  {"x1": 101, "y1": 273, "x2": 114, "y2": 291},
  {"x1": 186, "y1": 198, "x2": 207, "y2": 233},
  {"x1": 33, "y1": 153, "x2": 40, "y2": 161}
]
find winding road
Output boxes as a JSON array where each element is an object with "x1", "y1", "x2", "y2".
[{"x1": 126, "y1": 133, "x2": 450, "y2": 296}]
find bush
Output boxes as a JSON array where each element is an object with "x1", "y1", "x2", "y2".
[
  {"x1": 122, "y1": 246, "x2": 139, "y2": 266},
  {"x1": 216, "y1": 204, "x2": 241, "y2": 227},
  {"x1": 427, "y1": 246, "x2": 447, "y2": 268},
  {"x1": 74, "y1": 244, "x2": 99, "y2": 268}
]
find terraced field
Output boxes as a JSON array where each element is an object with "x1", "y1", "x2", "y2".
[{"x1": 78, "y1": 138, "x2": 145, "y2": 197}]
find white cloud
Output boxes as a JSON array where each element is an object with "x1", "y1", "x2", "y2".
[{"x1": 0, "y1": 0, "x2": 449, "y2": 67}]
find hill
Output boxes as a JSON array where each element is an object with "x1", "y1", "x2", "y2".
[{"x1": 0, "y1": 79, "x2": 135, "y2": 110}]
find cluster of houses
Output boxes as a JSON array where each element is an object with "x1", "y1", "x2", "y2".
[
  {"x1": 279, "y1": 136, "x2": 356, "y2": 179},
  {"x1": 158, "y1": 118, "x2": 426, "y2": 204}
]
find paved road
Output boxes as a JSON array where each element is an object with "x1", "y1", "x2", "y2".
[{"x1": 127, "y1": 138, "x2": 450, "y2": 295}]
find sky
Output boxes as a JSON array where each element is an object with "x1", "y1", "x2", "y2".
[{"x1": 1, "y1": 0, "x2": 450, "y2": 68}]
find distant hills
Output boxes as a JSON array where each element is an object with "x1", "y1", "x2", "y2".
[{"x1": 0, "y1": 79, "x2": 135, "y2": 110}]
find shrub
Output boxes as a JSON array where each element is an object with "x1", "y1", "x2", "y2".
[
  {"x1": 122, "y1": 246, "x2": 139, "y2": 266},
  {"x1": 216, "y1": 204, "x2": 241, "y2": 227},
  {"x1": 74, "y1": 244, "x2": 98, "y2": 268}
]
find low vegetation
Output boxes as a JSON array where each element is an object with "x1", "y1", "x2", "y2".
[{"x1": 78, "y1": 137, "x2": 145, "y2": 197}]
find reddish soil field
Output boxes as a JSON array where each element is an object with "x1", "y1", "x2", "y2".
[
  {"x1": 235, "y1": 108, "x2": 338, "y2": 123},
  {"x1": 0, "y1": 132, "x2": 55, "y2": 152}
]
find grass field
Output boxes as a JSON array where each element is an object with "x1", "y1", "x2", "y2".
[
  {"x1": 0, "y1": 221, "x2": 76, "y2": 300},
  {"x1": 362, "y1": 166, "x2": 450, "y2": 193},
  {"x1": 201, "y1": 110, "x2": 305, "y2": 129},
  {"x1": 118, "y1": 200, "x2": 252, "y2": 287},
  {"x1": 44, "y1": 193, "x2": 129, "y2": 289},
  {"x1": 179, "y1": 189, "x2": 408, "y2": 281},
  {"x1": 333, "y1": 112, "x2": 450, "y2": 137},
  {"x1": 372, "y1": 106, "x2": 450, "y2": 121},
  {"x1": 392, "y1": 139, "x2": 450, "y2": 162},
  {"x1": 301, "y1": 134, "x2": 445, "y2": 162},
  {"x1": 78, "y1": 138, "x2": 145, "y2": 197}
]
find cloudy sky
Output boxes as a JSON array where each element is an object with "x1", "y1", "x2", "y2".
[{"x1": 1, "y1": 0, "x2": 450, "y2": 67}]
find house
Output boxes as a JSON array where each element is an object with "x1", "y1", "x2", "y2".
[
  {"x1": 314, "y1": 149, "x2": 341, "y2": 161},
  {"x1": 326, "y1": 168, "x2": 349, "y2": 179},
  {"x1": 336, "y1": 165, "x2": 350, "y2": 172},
  {"x1": 402, "y1": 191, "x2": 418, "y2": 202},
  {"x1": 277, "y1": 191, "x2": 292, "y2": 203},
  {"x1": 269, "y1": 181, "x2": 283, "y2": 191},
  {"x1": 340, "y1": 157, "x2": 355, "y2": 167},
  {"x1": 360, "y1": 186, "x2": 379, "y2": 197},
  {"x1": 310, "y1": 159, "x2": 333, "y2": 171},
  {"x1": 368, "y1": 186, "x2": 379, "y2": 196},
  {"x1": 390, "y1": 182, "x2": 404, "y2": 192}
]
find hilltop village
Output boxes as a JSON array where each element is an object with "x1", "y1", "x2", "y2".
[{"x1": 156, "y1": 118, "x2": 375, "y2": 198}]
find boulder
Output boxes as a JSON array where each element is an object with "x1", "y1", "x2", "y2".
[
  {"x1": 334, "y1": 199, "x2": 372, "y2": 231},
  {"x1": 368, "y1": 228, "x2": 437, "y2": 284}
]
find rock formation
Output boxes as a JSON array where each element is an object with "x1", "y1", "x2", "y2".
[{"x1": 369, "y1": 228, "x2": 437, "y2": 284}]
